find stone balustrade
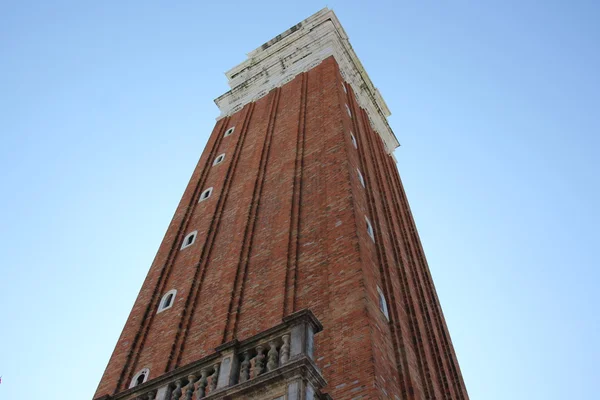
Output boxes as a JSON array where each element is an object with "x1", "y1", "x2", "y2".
[
  {"x1": 96, "y1": 309, "x2": 329, "y2": 400},
  {"x1": 168, "y1": 361, "x2": 220, "y2": 400}
]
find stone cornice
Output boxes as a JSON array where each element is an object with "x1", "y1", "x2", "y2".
[{"x1": 214, "y1": 8, "x2": 400, "y2": 154}]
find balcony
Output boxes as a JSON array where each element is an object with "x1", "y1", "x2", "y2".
[{"x1": 96, "y1": 309, "x2": 329, "y2": 400}]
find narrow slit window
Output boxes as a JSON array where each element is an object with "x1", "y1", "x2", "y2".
[
  {"x1": 342, "y1": 82, "x2": 347, "y2": 93},
  {"x1": 350, "y1": 132, "x2": 357, "y2": 148},
  {"x1": 224, "y1": 127, "x2": 235, "y2": 137},
  {"x1": 181, "y1": 231, "x2": 197, "y2": 249},
  {"x1": 199, "y1": 187, "x2": 213, "y2": 202},
  {"x1": 377, "y1": 286, "x2": 390, "y2": 320},
  {"x1": 346, "y1": 104, "x2": 352, "y2": 117},
  {"x1": 164, "y1": 293, "x2": 174, "y2": 308},
  {"x1": 365, "y1": 217, "x2": 375, "y2": 241},
  {"x1": 158, "y1": 289, "x2": 177, "y2": 313},
  {"x1": 213, "y1": 153, "x2": 226, "y2": 166},
  {"x1": 357, "y1": 168, "x2": 365, "y2": 187}
]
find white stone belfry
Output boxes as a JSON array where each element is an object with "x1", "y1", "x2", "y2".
[{"x1": 214, "y1": 8, "x2": 400, "y2": 154}]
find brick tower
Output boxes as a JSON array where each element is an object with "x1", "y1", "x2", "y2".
[{"x1": 94, "y1": 8, "x2": 469, "y2": 400}]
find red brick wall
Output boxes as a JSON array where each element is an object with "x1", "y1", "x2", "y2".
[{"x1": 94, "y1": 56, "x2": 468, "y2": 400}]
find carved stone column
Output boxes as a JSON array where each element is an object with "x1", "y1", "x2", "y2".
[
  {"x1": 209, "y1": 363, "x2": 219, "y2": 392},
  {"x1": 239, "y1": 351, "x2": 251, "y2": 383},
  {"x1": 196, "y1": 368, "x2": 209, "y2": 399},
  {"x1": 146, "y1": 389, "x2": 157, "y2": 400},
  {"x1": 266, "y1": 340, "x2": 279, "y2": 371},
  {"x1": 252, "y1": 345, "x2": 265, "y2": 378},
  {"x1": 280, "y1": 334, "x2": 290, "y2": 364},
  {"x1": 183, "y1": 374, "x2": 196, "y2": 400},
  {"x1": 170, "y1": 380, "x2": 183, "y2": 400}
]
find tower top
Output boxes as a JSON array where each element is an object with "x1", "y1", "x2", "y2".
[{"x1": 214, "y1": 8, "x2": 400, "y2": 153}]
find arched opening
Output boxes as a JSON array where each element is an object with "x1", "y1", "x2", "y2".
[
  {"x1": 164, "y1": 293, "x2": 173, "y2": 308},
  {"x1": 129, "y1": 368, "x2": 150, "y2": 388},
  {"x1": 157, "y1": 289, "x2": 177, "y2": 313},
  {"x1": 181, "y1": 231, "x2": 197, "y2": 250},
  {"x1": 186, "y1": 234, "x2": 194, "y2": 245},
  {"x1": 199, "y1": 187, "x2": 213, "y2": 202},
  {"x1": 135, "y1": 371, "x2": 146, "y2": 386}
]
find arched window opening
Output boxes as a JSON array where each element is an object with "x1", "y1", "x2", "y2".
[
  {"x1": 350, "y1": 132, "x2": 358, "y2": 148},
  {"x1": 199, "y1": 187, "x2": 213, "y2": 202},
  {"x1": 213, "y1": 153, "x2": 226, "y2": 166},
  {"x1": 164, "y1": 293, "x2": 174, "y2": 308},
  {"x1": 357, "y1": 168, "x2": 365, "y2": 187},
  {"x1": 129, "y1": 368, "x2": 150, "y2": 388},
  {"x1": 365, "y1": 217, "x2": 375, "y2": 242},
  {"x1": 158, "y1": 289, "x2": 177, "y2": 313},
  {"x1": 181, "y1": 231, "x2": 197, "y2": 250},
  {"x1": 377, "y1": 286, "x2": 390, "y2": 320}
]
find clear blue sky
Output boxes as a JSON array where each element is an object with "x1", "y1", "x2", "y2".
[{"x1": 1, "y1": 1, "x2": 598, "y2": 399}]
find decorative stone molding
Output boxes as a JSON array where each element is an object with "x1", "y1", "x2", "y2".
[{"x1": 214, "y1": 8, "x2": 400, "y2": 154}]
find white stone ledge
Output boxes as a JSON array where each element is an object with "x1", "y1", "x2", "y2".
[{"x1": 214, "y1": 8, "x2": 400, "y2": 155}]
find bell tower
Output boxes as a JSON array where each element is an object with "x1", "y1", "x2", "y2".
[{"x1": 94, "y1": 8, "x2": 469, "y2": 400}]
